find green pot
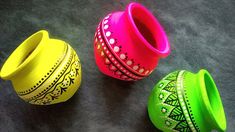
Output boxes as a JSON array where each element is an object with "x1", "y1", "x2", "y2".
[{"x1": 148, "y1": 69, "x2": 226, "y2": 132}]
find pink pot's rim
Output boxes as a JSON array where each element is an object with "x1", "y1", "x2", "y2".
[{"x1": 126, "y1": 2, "x2": 170, "y2": 58}]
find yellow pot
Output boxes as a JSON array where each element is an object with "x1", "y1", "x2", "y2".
[{"x1": 0, "y1": 30, "x2": 82, "y2": 105}]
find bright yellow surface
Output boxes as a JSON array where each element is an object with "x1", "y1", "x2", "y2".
[{"x1": 0, "y1": 30, "x2": 82, "y2": 105}]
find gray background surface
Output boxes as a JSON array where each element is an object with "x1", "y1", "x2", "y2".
[{"x1": 0, "y1": 0, "x2": 234, "y2": 132}]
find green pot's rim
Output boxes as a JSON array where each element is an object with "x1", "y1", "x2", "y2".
[{"x1": 198, "y1": 69, "x2": 226, "y2": 131}]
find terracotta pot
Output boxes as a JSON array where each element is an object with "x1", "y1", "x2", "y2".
[
  {"x1": 94, "y1": 2, "x2": 170, "y2": 81},
  {"x1": 148, "y1": 70, "x2": 226, "y2": 132},
  {"x1": 0, "y1": 30, "x2": 82, "y2": 105}
]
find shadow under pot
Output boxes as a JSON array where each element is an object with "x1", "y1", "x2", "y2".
[
  {"x1": 148, "y1": 69, "x2": 227, "y2": 132},
  {"x1": 0, "y1": 30, "x2": 82, "y2": 105},
  {"x1": 94, "y1": 2, "x2": 170, "y2": 81}
]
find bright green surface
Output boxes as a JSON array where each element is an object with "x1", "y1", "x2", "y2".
[
  {"x1": 0, "y1": 0, "x2": 234, "y2": 131},
  {"x1": 148, "y1": 70, "x2": 226, "y2": 131}
]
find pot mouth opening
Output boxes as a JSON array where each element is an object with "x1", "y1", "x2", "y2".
[
  {"x1": 200, "y1": 70, "x2": 226, "y2": 131},
  {"x1": 127, "y1": 3, "x2": 170, "y2": 57},
  {"x1": 0, "y1": 30, "x2": 48, "y2": 79}
]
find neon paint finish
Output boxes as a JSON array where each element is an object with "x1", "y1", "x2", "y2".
[
  {"x1": 0, "y1": 30, "x2": 82, "y2": 105},
  {"x1": 94, "y1": 2, "x2": 170, "y2": 81},
  {"x1": 148, "y1": 70, "x2": 226, "y2": 132}
]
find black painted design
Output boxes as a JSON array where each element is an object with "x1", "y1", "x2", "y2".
[
  {"x1": 23, "y1": 51, "x2": 73, "y2": 101},
  {"x1": 17, "y1": 45, "x2": 68, "y2": 95},
  {"x1": 160, "y1": 71, "x2": 199, "y2": 132},
  {"x1": 174, "y1": 121, "x2": 191, "y2": 131},
  {"x1": 163, "y1": 80, "x2": 177, "y2": 93},
  {"x1": 101, "y1": 14, "x2": 150, "y2": 77},
  {"x1": 164, "y1": 71, "x2": 179, "y2": 81},
  {"x1": 94, "y1": 33, "x2": 137, "y2": 81},
  {"x1": 24, "y1": 50, "x2": 81, "y2": 105},
  {"x1": 183, "y1": 73, "x2": 200, "y2": 130},
  {"x1": 169, "y1": 106, "x2": 185, "y2": 121},
  {"x1": 164, "y1": 93, "x2": 179, "y2": 106}
]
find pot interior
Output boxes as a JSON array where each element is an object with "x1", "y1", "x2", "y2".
[
  {"x1": 203, "y1": 72, "x2": 226, "y2": 131},
  {"x1": 133, "y1": 16, "x2": 157, "y2": 49},
  {"x1": 129, "y1": 3, "x2": 168, "y2": 52},
  {"x1": 18, "y1": 34, "x2": 42, "y2": 67},
  {"x1": 0, "y1": 31, "x2": 44, "y2": 79}
]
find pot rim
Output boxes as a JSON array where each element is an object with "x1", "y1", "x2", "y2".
[
  {"x1": 198, "y1": 69, "x2": 226, "y2": 131},
  {"x1": 0, "y1": 30, "x2": 48, "y2": 79},
  {"x1": 127, "y1": 2, "x2": 170, "y2": 58}
]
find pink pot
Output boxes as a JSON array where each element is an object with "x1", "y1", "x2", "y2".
[{"x1": 94, "y1": 2, "x2": 170, "y2": 81}]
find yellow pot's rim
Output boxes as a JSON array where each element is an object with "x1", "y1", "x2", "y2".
[{"x1": 0, "y1": 30, "x2": 49, "y2": 79}]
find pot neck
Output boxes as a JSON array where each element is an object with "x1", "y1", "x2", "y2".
[
  {"x1": 0, "y1": 30, "x2": 49, "y2": 80},
  {"x1": 196, "y1": 69, "x2": 226, "y2": 131},
  {"x1": 122, "y1": 2, "x2": 170, "y2": 58}
]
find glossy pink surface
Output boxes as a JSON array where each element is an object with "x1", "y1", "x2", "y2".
[{"x1": 94, "y1": 2, "x2": 170, "y2": 81}]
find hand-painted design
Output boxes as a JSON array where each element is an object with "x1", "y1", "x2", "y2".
[
  {"x1": 165, "y1": 120, "x2": 172, "y2": 127},
  {"x1": 159, "y1": 82, "x2": 164, "y2": 88},
  {"x1": 174, "y1": 121, "x2": 191, "y2": 131},
  {"x1": 95, "y1": 38, "x2": 133, "y2": 81},
  {"x1": 101, "y1": 14, "x2": 151, "y2": 77},
  {"x1": 181, "y1": 72, "x2": 200, "y2": 131},
  {"x1": 95, "y1": 26, "x2": 143, "y2": 81},
  {"x1": 169, "y1": 106, "x2": 185, "y2": 121},
  {"x1": 163, "y1": 80, "x2": 177, "y2": 93},
  {"x1": 24, "y1": 50, "x2": 81, "y2": 105},
  {"x1": 159, "y1": 71, "x2": 199, "y2": 132},
  {"x1": 164, "y1": 71, "x2": 179, "y2": 81},
  {"x1": 23, "y1": 51, "x2": 74, "y2": 101},
  {"x1": 164, "y1": 93, "x2": 179, "y2": 106},
  {"x1": 159, "y1": 93, "x2": 164, "y2": 100},
  {"x1": 161, "y1": 107, "x2": 167, "y2": 114},
  {"x1": 17, "y1": 45, "x2": 68, "y2": 95},
  {"x1": 177, "y1": 71, "x2": 198, "y2": 131}
]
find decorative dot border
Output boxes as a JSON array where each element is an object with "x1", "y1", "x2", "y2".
[
  {"x1": 100, "y1": 14, "x2": 152, "y2": 77},
  {"x1": 17, "y1": 44, "x2": 68, "y2": 96},
  {"x1": 183, "y1": 72, "x2": 200, "y2": 131},
  {"x1": 24, "y1": 46, "x2": 74, "y2": 101},
  {"x1": 30, "y1": 52, "x2": 81, "y2": 105},
  {"x1": 95, "y1": 27, "x2": 143, "y2": 81},
  {"x1": 177, "y1": 71, "x2": 198, "y2": 132}
]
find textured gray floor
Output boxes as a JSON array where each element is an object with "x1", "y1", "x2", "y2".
[{"x1": 0, "y1": 0, "x2": 234, "y2": 132}]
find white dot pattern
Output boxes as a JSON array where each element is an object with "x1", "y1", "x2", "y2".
[
  {"x1": 139, "y1": 68, "x2": 144, "y2": 73},
  {"x1": 126, "y1": 60, "x2": 132, "y2": 66},
  {"x1": 110, "y1": 65, "x2": 117, "y2": 71},
  {"x1": 120, "y1": 54, "x2": 126, "y2": 60},
  {"x1": 177, "y1": 71, "x2": 197, "y2": 131},
  {"x1": 100, "y1": 15, "x2": 148, "y2": 77},
  {"x1": 109, "y1": 38, "x2": 115, "y2": 44},
  {"x1": 94, "y1": 15, "x2": 149, "y2": 80},
  {"x1": 105, "y1": 58, "x2": 110, "y2": 64},
  {"x1": 133, "y1": 65, "x2": 139, "y2": 70},
  {"x1": 106, "y1": 31, "x2": 111, "y2": 37},
  {"x1": 113, "y1": 46, "x2": 120, "y2": 53},
  {"x1": 104, "y1": 25, "x2": 109, "y2": 29},
  {"x1": 116, "y1": 71, "x2": 122, "y2": 75},
  {"x1": 104, "y1": 20, "x2": 108, "y2": 24}
]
